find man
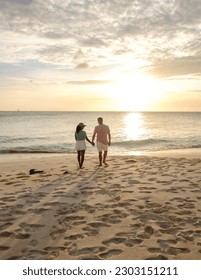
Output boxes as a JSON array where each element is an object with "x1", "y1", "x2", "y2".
[{"x1": 92, "y1": 117, "x2": 111, "y2": 166}]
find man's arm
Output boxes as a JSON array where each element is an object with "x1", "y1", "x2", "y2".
[{"x1": 108, "y1": 128, "x2": 111, "y2": 146}]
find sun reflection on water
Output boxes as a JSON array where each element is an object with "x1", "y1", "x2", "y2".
[{"x1": 124, "y1": 112, "x2": 145, "y2": 140}]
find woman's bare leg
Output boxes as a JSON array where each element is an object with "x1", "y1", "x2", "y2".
[
  {"x1": 77, "y1": 151, "x2": 81, "y2": 168},
  {"x1": 80, "y1": 150, "x2": 85, "y2": 168}
]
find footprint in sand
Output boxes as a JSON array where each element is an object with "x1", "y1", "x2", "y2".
[
  {"x1": 64, "y1": 234, "x2": 84, "y2": 241},
  {"x1": 50, "y1": 228, "x2": 66, "y2": 240},
  {"x1": 13, "y1": 232, "x2": 31, "y2": 239},
  {"x1": 69, "y1": 246, "x2": 106, "y2": 256},
  {"x1": 146, "y1": 254, "x2": 168, "y2": 260},
  {"x1": 80, "y1": 255, "x2": 102, "y2": 260},
  {"x1": 29, "y1": 239, "x2": 38, "y2": 247},
  {"x1": 19, "y1": 222, "x2": 45, "y2": 232},
  {"x1": 52, "y1": 191, "x2": 67, "y2": 197},
  {"x1": 99, "y1": 249, "x2": 123, "y2": 259},
  {"x1": 194, "y1": 221, "x2": 201, "y2": 227},
  {"x1": 138, "y1": 225, "x2": 154, "y2": 239},
  {"x1": 0, "y1": 231, "x2": 12, "y2": 238},
  {"x1": 25, "y1": 249, "x2": 48, "y2": 258},
  {"x1": 7, "y1": 255, "x2": 22, "y2": 260},
  {"x1": 148, "y1": 178, "x2": 157, "y2": 182},
  {"x1": 14, "y1": 183, "x2": 25, "y2": 187},
  {"x1": 128, "y1": 180, "x2": 141, "y2": 184},
  {"x1": 0, "y1": 222, "x2": 13, "y2": 231},
  {"x1": 166, "y1": 246, "x2": 190, "y2": 255},
  {"x1": 13, "y1": 210, "x2": 26, "y2": 215},
  {"x1": 71, "y1": 220, "x2": 86, "y2": 226},
  {"x1": 124, "y1": 238, "x2": 144, "y2": 247},
  {"x1": 102, "y1": 237, "x2": 126, "y2": 246},
  {"x1": 102, "y1": 231, "x2": 144, "y2": 247},
  {"x1": 0, "y1": 246, "x2": 10, "y2": 251},
  {"x1": 178, "y1": 203, "x2": 195, "y2": 209},
  {"x1": 157, "y1": 239, "x2": 177, "y2": 245},
  {"x1": 26, "y1": 198, "x2": 40, "y2": 204},
  {"x1": 82, "y1": 227, "x2": 99, "y2": 237},
  {"x1": 87, "y1": 221, "x2": 110, "y2": 228},
  {"x1": 176, "y1": 210, "x2": 193, "y2": 215},
  {"x1": 43, "y1": 246, "x2": 66, "y2": 257},
  {"x1": 31, "y1": 207, "x2": 50, "y2": 214},
  {"x1": 64, "y1": 215, "x2": 85, "y2": 222},
  {"x1": 176, "y1": 230, "x2": 198, "y2": 242},
  {"x1": 98, "y1": 213, "x2": 121, "y2": 224},
  {"x1": 4, "y1": 182, "x2": 16, "y2": 186},
  {"x1": 156, "y1": 221, "x2": 173, "y2": 229},
  {"x1": 148, "y1": 247, "x2": 163, "y2": 254},
  {"x1": 159, "y1": 227, "x2": 178, "y2": 235},
  {"x1": 1, "y1": 196, "x2": 16, "y2": 202}
]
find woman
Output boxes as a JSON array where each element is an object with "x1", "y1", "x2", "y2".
[{"x1": 75, "y1": 123, "x2": 94, "y2": 169}]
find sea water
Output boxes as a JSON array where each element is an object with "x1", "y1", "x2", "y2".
[{"x1": 0, "y1": 111, "x2": 201, "y2": 155}]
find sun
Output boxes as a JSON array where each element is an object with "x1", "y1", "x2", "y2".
[{"x1": 105, "y1": 73, "x2": 162, "y2": 111}]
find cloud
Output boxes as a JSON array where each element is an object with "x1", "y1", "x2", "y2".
[
  {"x1": 81, "y1": 37, "x2": 107, "y2": 47},
  {"x1": 67, "y1": 80, "x2": 113, "y2": 85},
  {"x1": 0, "y1": 0, "x2": 201, "y2": 77},
  {"x1": 146, "y1": 55, "x2": 201, "y2": 78},
  {"x1": 5, "y1": 0, "x2": 33, "y2": 5},
  {"x1": 75, "y1": 63, "x2": 90, "y2": 69}
]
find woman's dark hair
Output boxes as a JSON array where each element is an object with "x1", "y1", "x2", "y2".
[{"x1": 76, "y1": 125, "x2": 82, "y2": 133}]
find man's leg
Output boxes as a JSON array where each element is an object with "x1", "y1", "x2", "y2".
[
  {"x1": 103, "y1": 150, "x2": 108, "y2": 166},
  {"x1": 99, "y1": 151, "x2": 102, "y2": 166}
]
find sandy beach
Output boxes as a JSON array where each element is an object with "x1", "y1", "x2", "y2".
[{"x1": 0, "y1": 151, "x2": 201, "y2": 260}]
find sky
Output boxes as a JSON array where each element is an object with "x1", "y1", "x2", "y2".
[{"x1": 0, "y1": 0, "x2": 201, "y2": 111}]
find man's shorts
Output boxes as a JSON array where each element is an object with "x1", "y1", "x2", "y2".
[{"x1": 97, "y1": 142, "x2": 108, "y2": 152}]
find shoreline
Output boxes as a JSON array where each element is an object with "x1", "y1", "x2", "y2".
[
  {"x1": 1, "y1": 148, "x2": 201, "y2": 176},
  {"x1": 0, "y1": 151, "x2": 201, "y2": 260},
  {"x1": 0, "y1": 147, "x2": 201, "y2": 164}
]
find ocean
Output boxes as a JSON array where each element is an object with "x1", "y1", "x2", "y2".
[{"x1": 0, "y1": 111, "x2": 201, "y2": 156}]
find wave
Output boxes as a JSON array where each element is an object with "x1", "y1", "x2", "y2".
[
  {"x1": 1, "y1": 140, "x2": 201, "y2": 154},
  {"x1": 112, "y1": 139, "x2": 201, "y2": 152},
  {"x1": 112, "y1": 139, "x2": 169, "y2": 148},
  {"x1": 0, "y1": 149, "x2": 75, "y2": 154},
  {"x1": 0, "y1": 136, "x2": 50, "y2": 144},
  {"x1": 0, "y1": 143, "x2": 74, "y2": 154},
  {"x1": 6, "y1": 150, "x2": 61, "y2": 154}
]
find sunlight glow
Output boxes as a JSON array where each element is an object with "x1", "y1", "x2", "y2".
[{"x1": 105, "y1": 74, "x2": 163, "y2": 111}]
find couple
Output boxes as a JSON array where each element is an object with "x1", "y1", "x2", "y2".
[{"x1": 75, "y1": 117, "x2": 111, "y2": 169}]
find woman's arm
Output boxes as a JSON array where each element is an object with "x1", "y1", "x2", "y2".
[{"x1": 86, "y1": 136, "x2": 94, "y2": 146}]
